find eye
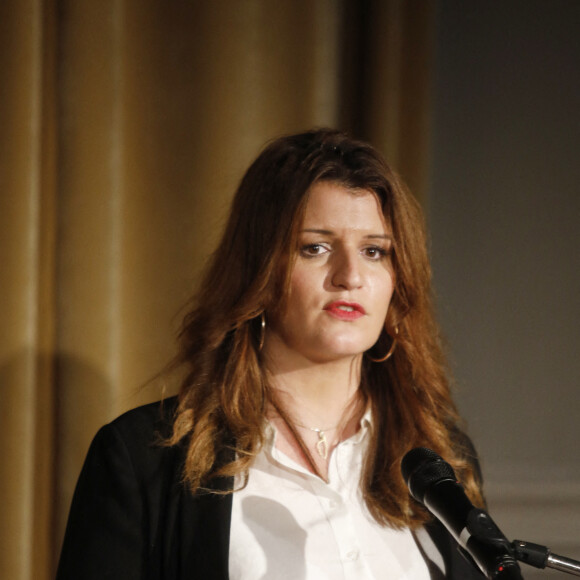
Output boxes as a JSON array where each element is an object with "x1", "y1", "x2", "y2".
[
  {"x1": 300, "y1": 243, "x2": 329, "y2": 258},
  {"x1": 362, "y1": 245, "x2": 389, "y2": 260}
]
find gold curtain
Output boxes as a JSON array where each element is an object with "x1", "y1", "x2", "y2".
[{"x1": 0, "y1": 1, "x2": 434, "y2": 578}]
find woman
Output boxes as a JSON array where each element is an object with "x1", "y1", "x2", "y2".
[{"x1": 57, "y1": 129, "x2": 485, "y2": 579}]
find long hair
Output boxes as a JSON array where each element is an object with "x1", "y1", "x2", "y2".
[{"x1": 167, "y1": 128, "x2": 484, "y2": 527}]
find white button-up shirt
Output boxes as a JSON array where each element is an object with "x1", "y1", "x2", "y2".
[{"x1": 229, "y1": 416, "x2": 431, "y2": 579}]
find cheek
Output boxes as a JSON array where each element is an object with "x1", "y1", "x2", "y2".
[
  {"x1": 374, "y1": 269, "x2": 395, "y2": 296},
  {"x1": 387, "y1": 276, "x2": 396, "y2": 302},
  {"x1": 287, "y1": 268, "x2": 318, "y2": 309},
  {"x1": 376, "y1": 274, "x2": 395, "y2": 319},
  {"x1": 270, "y1": 273, "x2": 314, "y2": 331}
]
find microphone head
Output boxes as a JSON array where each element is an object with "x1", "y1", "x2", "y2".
[{"x1": 401, "y1": 447, "x2": 457, "y2": 503}]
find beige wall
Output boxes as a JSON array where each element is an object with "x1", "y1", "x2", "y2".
[{"x1": 0, "y1": 1, "x2": 434, "y2": 578}]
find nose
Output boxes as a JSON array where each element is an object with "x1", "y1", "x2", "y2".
[{"x1": 331, "y1": 249, "x2": 363, "y2": 290}]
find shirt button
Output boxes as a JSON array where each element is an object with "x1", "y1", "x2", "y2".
[
  {"x1": 328, "y1": 500, "x2": 338, "y2": 509},
  {"x1": 345, "y1": 550, "x2": 359, "y2": 561}
]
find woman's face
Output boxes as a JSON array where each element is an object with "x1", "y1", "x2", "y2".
[{"x1": 265, "y1": 180, "x2": 395, "y2": 366}]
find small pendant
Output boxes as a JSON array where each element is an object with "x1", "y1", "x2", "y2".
[{"x1": 315, "y1": 430, "x2": 328, "y2": 459}]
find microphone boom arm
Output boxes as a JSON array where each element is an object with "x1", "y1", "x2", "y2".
[{"x1": 513, "y1": 540, "x2": 580, "y2": 577}]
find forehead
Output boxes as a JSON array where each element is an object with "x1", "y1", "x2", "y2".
[{"x1": 301, "y1": 181, "x2": 388, "y2": 233}]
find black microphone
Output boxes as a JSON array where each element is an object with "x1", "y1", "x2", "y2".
[{"x1": 401, "y1": 447, "x2": 523, "y2": 579}]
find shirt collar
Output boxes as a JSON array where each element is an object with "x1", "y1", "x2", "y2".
[{"x1": 347, "y1": 407, "x2": 372, "y2": 445}]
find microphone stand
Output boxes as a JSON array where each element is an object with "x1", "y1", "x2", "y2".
[{"x1": 513, "y1": 540, "x2": 580, "y2": 577}]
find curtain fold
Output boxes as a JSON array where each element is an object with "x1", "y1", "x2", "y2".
[
  {"x1": 0, "y1": 1, "x2": 434, "y2": 577},
  {"x1": 0, "y1": 0, "x2": 58, "y2": 577}
]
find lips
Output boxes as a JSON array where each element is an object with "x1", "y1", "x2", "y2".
[{"x1": 324, "y1": 300, "x2": 366, "y2": 321}]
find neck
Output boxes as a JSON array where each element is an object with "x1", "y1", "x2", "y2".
[
  {"x1": 262, "y1": 345, "x2": 366, "y2": 481},
  {"x1": 264, "y1": 348, "x2": 364, "y2": 429}
]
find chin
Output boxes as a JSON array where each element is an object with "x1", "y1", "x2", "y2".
[
  {"x1": 321, "y1": 340, "x2": 372, "y2": 359},
  {"x1": 331, "y1": 333, "x2": 376, "y2": 351}
]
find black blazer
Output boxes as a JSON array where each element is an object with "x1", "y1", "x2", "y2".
[{"x1": 56, "y1": 399, "x2": 484, "y2": 579}]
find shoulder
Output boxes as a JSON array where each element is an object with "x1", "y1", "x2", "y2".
[
  {"x1": 57, "y1": 397, "x2": 186, "y2": 579},
  {"x1": 88, "y1": 396, "x2": 182, "y2": 482},
  {"x1": 106, "y1": 396, "x2": 178, "y2": 440}
]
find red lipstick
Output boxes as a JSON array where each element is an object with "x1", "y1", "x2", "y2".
[{"x1": 324, "y1": 300, "x2": 366, "y2": 321}]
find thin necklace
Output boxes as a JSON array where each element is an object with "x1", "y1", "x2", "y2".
[{"x1": 294, "y1": 421, "x2": 341, "y2": 460}]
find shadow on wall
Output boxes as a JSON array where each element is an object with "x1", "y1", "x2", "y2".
[{"x1": 0, "y1": 347, "x2": 163, "y2": 575}]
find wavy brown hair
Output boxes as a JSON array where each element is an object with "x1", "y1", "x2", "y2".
[{"x1": 167, "y1": 128, "x2": 484, "y2": 528}]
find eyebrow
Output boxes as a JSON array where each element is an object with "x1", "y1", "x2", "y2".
[{"x1": 301, "y1": 228, "x2": 392, "y2": 241}]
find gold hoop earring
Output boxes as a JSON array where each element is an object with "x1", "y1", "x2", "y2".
[
  {"x1": 258, "y1": 312, "x2": 266, "y2": 351},
  {"x1": 367, "y1": 326, "x2": 398, "y2": 363}
]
